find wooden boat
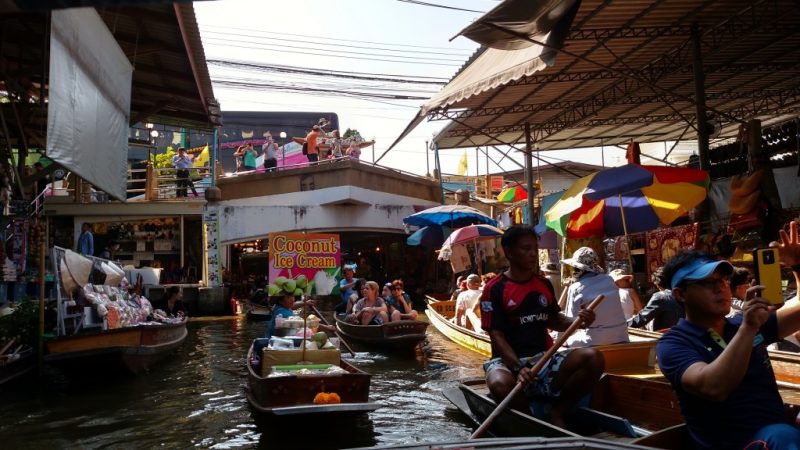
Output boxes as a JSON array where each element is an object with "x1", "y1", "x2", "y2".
[
  {"x1": 351, "y1": 436, "x2": 656, "y2": 449},
  {"x1": 426, "y1": 298, "x2": 491, "y2": 356},
  {"x1": 245, "y1": 342, "x2": 379, "y2": 417},
  {"x1": 243, "y1": 301, "x2": 271, "y2": 321},
  {"x1": 335, "y1": 317, "x2": 428, "y2": 351},
  {"x1": 0, "y1": 346, "x2": 35, "y2": 386},
  {"x1": 426, "y1": 298, "x2": 658, "y2": 373},
  {"x1": 44, "y1": 320, "x2": 188, "y2": 374}
]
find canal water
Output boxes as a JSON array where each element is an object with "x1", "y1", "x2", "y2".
[{"x1": 0, "y1": 317, "x2": 486, "y2": 449}]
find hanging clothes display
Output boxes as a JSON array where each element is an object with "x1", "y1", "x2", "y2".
[
  {"x1": 644, "y1": 223, "x2": 699, "y2": 277},
  {"x1": 450, "y1": 244, "x2": 472, "y2": 273}
]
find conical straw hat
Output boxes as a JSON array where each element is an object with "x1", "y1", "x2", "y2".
[{"x1": 61, "y1": 250, "x2": 92, "y2": 293}]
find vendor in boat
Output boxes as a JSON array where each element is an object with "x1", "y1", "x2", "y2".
[
  {"x1": 154, "y1": 286, "x2": 186, "y2": 318},
  {"x1": 351, "y1": 281, "x2": 389, "y2": 325},
  {"x1": 481, "y1": 226, "x2": 603, "y2": 428},
  {"x1": 656, "y1": 221, "x2": 800, "y2": 450},
  {"x1": 264, "y1": 295, "x2": 336, "y2": 340},
  {"x1": 335, "y1": 265, "x2": 360, "y2": 314},
  {"x1": 387, "y1": 280, "x2": 418, "y2": 321},
  {"x1": 560, "y1": 247, "x2": 629, "y2": 347},
  {"x1": 627, "y1": 267, "x2": 684, "y2": 330}
]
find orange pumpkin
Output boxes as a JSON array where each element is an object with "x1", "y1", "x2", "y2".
[
  {"x1": 327, "y1": 392, "x2": 341, "y2": 404},
  {"x1": 313, "y1": 392, "x2": 330, "y2": 404}
]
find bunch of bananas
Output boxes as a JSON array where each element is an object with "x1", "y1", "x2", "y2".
[{"x1": 728, "y1": 169, "x2": 764, "y2": 215}]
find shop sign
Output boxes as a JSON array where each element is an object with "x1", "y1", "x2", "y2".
[
  {"x1": 490, "y1": 176, "x2": 504, "y2": 192},
  {"x1": 268, "y1": 232, "x2": 341, "y2": 296}
]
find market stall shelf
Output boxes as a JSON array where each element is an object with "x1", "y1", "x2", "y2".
[
  {"x1": 0, "y1": 346, "x2": 35, "y2": 386},
  {"x1": 334, "y1": 317, "x2": 428, "y2": 351},
  {"x1": 44, "y1": 320, "x2": 188, "y2": 374},
  {"x1": 245, "y1": 342, "x2": 378, "y2": 418}
]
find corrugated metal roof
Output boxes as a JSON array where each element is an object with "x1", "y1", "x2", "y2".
[{"x1": 394, "y1": 0, "x2": 800, "y2": 153}]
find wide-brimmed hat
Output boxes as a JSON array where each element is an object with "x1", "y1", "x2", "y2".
[
  {"x1": 610, "y1": 269, "x2": 634, "y2": 282},
  {"x1": 61, "y1": 249, "x2": 93, "y2": 293},
  {"x1": 561, "y1": 247, "x2": 604, "y2": 273}
]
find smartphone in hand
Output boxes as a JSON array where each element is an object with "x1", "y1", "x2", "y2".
[{"x1": 752, "y1": 248, "x2": 783, "y2": 305}]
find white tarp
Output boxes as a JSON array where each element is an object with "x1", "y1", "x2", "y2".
[{"x1": 47, "y1": 8, "x2": 132, "y2": 202}]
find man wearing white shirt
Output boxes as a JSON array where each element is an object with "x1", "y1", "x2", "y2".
[{"x1": 454, "y1": 274, "x2": 483, "y2": 331}]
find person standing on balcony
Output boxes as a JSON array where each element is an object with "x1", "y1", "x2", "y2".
[
  {"x1": 262, "y1": 133, "x2": 279, "y2": 172},
  {"x1": 305, "y1": 125, "x2": 320, "y2": 163},
  {"x1": 172, "y1": 147, "x2": 197, "y2": 198},
  {"x1": 77, "y1": 222, "x2": 94, "y2": 256},
  {"x1": 242, "y1": 143, "x2": 257, "y2": 171}
]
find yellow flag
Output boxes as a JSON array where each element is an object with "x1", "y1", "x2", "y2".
[
  {"x1": 457, "y1": 150, "x2": 468, "y2": 176},
  {"x1": 193, "y1": 145, "x2": 210, "y2": 167}
]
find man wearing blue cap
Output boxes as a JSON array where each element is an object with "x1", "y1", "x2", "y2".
[{"x1": 656, "y1": 221, "x2": 800, "y2": 450}]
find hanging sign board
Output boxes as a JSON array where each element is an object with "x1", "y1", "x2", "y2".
[{"x1": 268, "y1": 232, "x2": 341, "y2": 296}]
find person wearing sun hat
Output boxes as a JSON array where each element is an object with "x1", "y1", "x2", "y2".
[
  {"x1": 560, "y1": 247, "x2": 629, "y2": 347},
  {"x1": 610, "y1": 268, "x2": 643, "y2": 320},
  {"x1": 656, "y1": 220, "x2": 800, "y2": 450}
]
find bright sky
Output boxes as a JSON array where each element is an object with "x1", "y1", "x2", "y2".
[{"x1": 194, "y1": 0, "x2": 698, "y2": 177}]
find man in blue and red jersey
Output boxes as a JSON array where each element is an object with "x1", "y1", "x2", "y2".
[{"x1": 481, "y1": 226, "x2": 605, "y2": 428}]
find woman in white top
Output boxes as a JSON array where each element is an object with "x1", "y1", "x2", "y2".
[{"x1": 610, "y1": 269, "x2": 642, "y2": 320}]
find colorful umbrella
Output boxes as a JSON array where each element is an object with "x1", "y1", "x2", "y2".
[
  {"x1": 403, "y1": 205, "x2": 497, "y2": 228},
  {"x1": 496, "y1": 183, "x2": 528, "y2": 202},
  {"x1": 544, "y1": 164, "x2": 709, "y2": 238},
  {"x1": 407, "y1": 225, "x2": 451, "y2": 247},
  {"x1": 442, "y1": 224, "x2": 503, "y2": 247}
]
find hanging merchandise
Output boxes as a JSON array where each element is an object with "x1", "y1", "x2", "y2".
[
  {"x1": 645, "y1": 223, "x2": 699, "y2": 277},
  {"x1": 727, "y1": 169, "x2": 766, "y2": 232},
  {"x1": 450, "y1": 245, "x2": 471, "y2": 273}
]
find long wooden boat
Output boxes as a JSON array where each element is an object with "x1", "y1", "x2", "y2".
[
  {"x1": 0, "y1": 346, "x2": 35, "y2": 386},
  {"x1": 44, "y1": 320, "x2": 188, "y2": 375},
  {"x1": 349, "y1": 436, "x2": 656, "y2": 449},
  {"x1": 335, "y1": 317, "x2": 428, "y2": 351},
  {"x1": 245, "y1": 342, "x2": 379, "y2": 417},
  {"x1": 426, "y1": 298, "x2": 658, "y2": 374}
]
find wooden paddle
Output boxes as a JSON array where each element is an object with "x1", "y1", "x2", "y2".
[
  {"x1": 470, "y1": 294, "x2": 606, "y2": 439},
  {"x1": 0, "y1": 337, "x2": 17, "y2": 356},
  {"x1": 310, "y1": 304, "x2": 356, "y2": 357}
]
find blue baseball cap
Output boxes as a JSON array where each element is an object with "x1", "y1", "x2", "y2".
[{"x1": 671, "y1": 257, "x2": 734, "y2": 289}]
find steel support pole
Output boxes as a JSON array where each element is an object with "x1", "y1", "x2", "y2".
[
  {"x1": 425, "y1": 140, "x2": 430, "y2": 176},
  {"x1": 525, "y1": 123, "x2": 535, "y2": 226},
  {"x1": 692, "y1": 24, "x2": 711, "y2": 171},
  {"x1": 211, "y1": 128, "x2": 218, "y2": 185},
  {"x1": 433, "y1": 142, "x2": 445, "y2": 205}
]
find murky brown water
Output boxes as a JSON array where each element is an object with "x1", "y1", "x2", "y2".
[{"x1": 0, "y1": 316, "x2": 485, "y2": 449}]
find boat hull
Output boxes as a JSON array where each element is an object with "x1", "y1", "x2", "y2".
[
  {"x1": 245, "y1": 344, "x2": 378, "y2": 418},
  {"x1": 425, "y1": 298, "x2": 491, "y2": 357},
  {"x1": 44, "y1": 321, "x2": 188, "y2": 375},
  {"x1": 335, "y1": 317, "x2": 428, "y2": 351}
]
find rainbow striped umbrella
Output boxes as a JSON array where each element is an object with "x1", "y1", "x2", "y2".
[
  {"x1": 544, "y1": 164, "x2": 709, "y2": 238},
  {"x1": 496, "y1": 183, "x2": 527, "y2": 202}
]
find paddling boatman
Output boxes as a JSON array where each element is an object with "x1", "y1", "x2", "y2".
[
  {"x1": 480, "y1": 226, "x2": 605, "y2": 428},
  {"x1": 656, "y1": 220, "x2": 800, "y2": 450}
]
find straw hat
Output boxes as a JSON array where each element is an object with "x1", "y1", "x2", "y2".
[
  {"x1": 101, "y1": 262, "x2": 125, "y2": 287},
  {"x1": 61, "y1": 250, "x2": 92, "y2": 293}
]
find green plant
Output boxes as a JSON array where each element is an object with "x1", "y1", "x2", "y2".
[
  {"x1": 0, "y1": 297, "x2": 54, "y2": 347},
  {"x1": 150, "y1": 146, "x2": 176, "y2": 182},
  {"x1": 342, "y1": 129, "x2": 363, "y2": 141}
]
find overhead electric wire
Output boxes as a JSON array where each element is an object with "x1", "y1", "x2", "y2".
[
  {"x1": 397, "y1": 0, "x2": 485, "y2": 13},
  {"x1": 202, "y1": 29, "x2": 470, "y2": 57},
  {"x1": 204, "y1": 44, "x2": 462, "y2": 66},
  {"x1": 211, "y1": 78, "x2": 432, "y2": 100},
  {"x1": 201, "y1": 23, "x2": 475, "y2": 52},
  {"x1": 202, "y1": 36, "x2": 466, "y2": 63},
  {"x1": 208, "y1": 59, "x2": 448, "y2": 85}
]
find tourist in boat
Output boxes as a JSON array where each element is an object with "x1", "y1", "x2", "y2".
[
  {"x1": 453, "y1": 274, "x2": 481, "y2": 331},
  {"x1": 726, "y1": 266, "x2": 752, "y2": 317},
  {"x1": 627, "y1": 267, "x2": 684, "y2": 330},
  {"x1": 388, "y1": 280, "x2": 418, "y2": 321},
  {"x1": 656, "y1": 222, "x2": 800, "y2": 450},
  {"x1": 481, "y1": 226, "x2": 603, "y2": 428},
  {"x1": 352, "y1": 281, "x2": 389, "y2": 325},
  {"x1": 154, "y1": 286, "x2": 187, "y2": 318},
  {"x1": 450, "y1": 275, "x2": 467, "y2": 301},
  {"x1": 610, "y1": 269, "x2": 642, "y2": 320},
  {"x1": 335, "y1": 265, "x2": 360, "y2": 314},
  {"x1": 560, "y1": 247, "x2": 629, "y2": 347}
]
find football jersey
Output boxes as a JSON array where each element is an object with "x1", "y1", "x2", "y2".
[{"x1": 480, "y1": 273, "x2": 558, "y2": 359}]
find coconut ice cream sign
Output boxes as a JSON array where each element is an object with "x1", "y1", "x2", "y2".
[{"x1": 268, "y1": 232, "x2": 341, "y2": 296}]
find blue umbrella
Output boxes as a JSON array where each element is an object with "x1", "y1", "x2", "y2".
[
  {"x1": 407, "y1": 225, "x2": 451, "y2": 247},
  {"x1": 403, "y1": 205, "x2": 497, "y2": 228}
]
